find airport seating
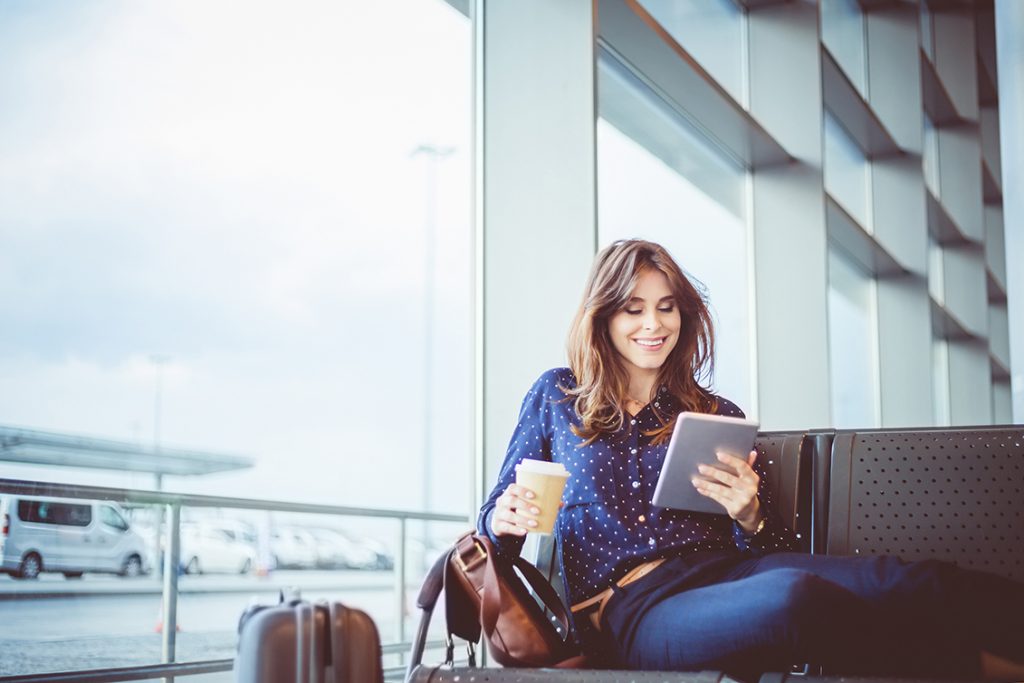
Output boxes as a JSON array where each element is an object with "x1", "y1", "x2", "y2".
[
  {"x1": 819, "y1": 425, "x2": 1024, "y2": 582},
  {"x1": 405, "y1": 426, "x2": 1024, "y2": 683}
]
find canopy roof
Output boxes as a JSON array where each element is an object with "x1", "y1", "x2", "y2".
[{"x1": 0, "y1": 425, "x2": 253, "y2": 477}]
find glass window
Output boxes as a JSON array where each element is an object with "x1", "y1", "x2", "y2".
[
  {"x1": 921, "y1": 4, "x2": 935, "y2": 62},
  {"x1": 0, "y1": 0, "x2": 471, "y2": 513},
  {"x1": 824, "y1": 111, "x2": 871, "y2": 229},
  {"x1": 820, "y1": 0, "x2": 867, "y2": 95},
  {"x1": 827, "y1": 249, "x2": 879, "y2": 428},
  {"x1": 928, "y1": 237, "x2": 945, "y2": 305},
  {"x1": 18, "y1": 500, "x2": 92, "y2": 527},
  {"x1": 99, "y1": 505, "x2": 128, "y2": 532},
  {"x1": 932, "y1": 339, "x2": 951, "y2": 426},
  {"x1": 923, "y1": 115, "x2": 940, "y2": 195},
  {"x1": 0, "y1": 0, "x2": 470, "y2": 676},
  {"x1": 598, "y1": 53, "x2": 752, "y2": 411},
  {"x1": 637, "y1": 0, "x2": 747, "y2": 106}
]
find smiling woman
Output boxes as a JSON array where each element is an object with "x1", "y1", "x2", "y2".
[{"x1": 566, "y1": 240, "x2": 718, "y2": 446}]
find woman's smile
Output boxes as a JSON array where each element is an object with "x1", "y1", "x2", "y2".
[{"x1": 633, "y1": 336, "x2": 668, "y2": 350}]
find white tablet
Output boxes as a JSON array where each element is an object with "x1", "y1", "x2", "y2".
[{"x1": 650, "y1": 411, "x2": 759, "y2": 515}]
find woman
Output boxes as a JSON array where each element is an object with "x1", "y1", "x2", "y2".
[{"x1": 478, "y1": 239, "x2": 1024, "y2": 680}]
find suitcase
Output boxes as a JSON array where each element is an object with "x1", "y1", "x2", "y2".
[{"x1": 235, "y1": 591, "x2": 383, "y2": 683}]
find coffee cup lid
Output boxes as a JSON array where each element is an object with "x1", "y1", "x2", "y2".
[{"x1": 515, "y1": 459, "x2": 569, "y2": 476}]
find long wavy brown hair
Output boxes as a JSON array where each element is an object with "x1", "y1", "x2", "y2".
[{"x1": 564, "y1": 239, "x2": 717, "y2": 445}]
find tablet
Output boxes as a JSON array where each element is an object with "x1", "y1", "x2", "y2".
[{"x1": 650, "y1": 411, "x2": 759, "y2": 515}]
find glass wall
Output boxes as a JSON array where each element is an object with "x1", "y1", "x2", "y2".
[
  {"x1": 637, "y1": 0, "x2": 747, "y2": 106},
  {"x1": 828, "y1": 249, "x2": 880, "y2": 428},
  {"x1": 597, "y1": 55, "x2": 752, "y2": 412},
  {"x1": 820, "y1": 0, "x2": 867, "y2": 95},
  {"x1": 0, "y1": 0, "x2": 470, "y2": 676},
  {"x1": 824, "y1": 111, "x2": 870, "y2": 229}
]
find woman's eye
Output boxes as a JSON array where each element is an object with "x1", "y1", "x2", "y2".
[
  {"x1": 625, "y1": 309, "x2": 642, "y2": 315},
  {"x1": 657, "y1": 306, "x2": 675, "y2": 313}
]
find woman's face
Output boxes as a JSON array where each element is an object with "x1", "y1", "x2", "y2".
[{"x1": 607, "y1": 268, "x2": 681, "y2": 380}]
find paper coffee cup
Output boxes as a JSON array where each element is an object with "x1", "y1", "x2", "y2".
[{"x1": 514, "y1": 460, "x2": 570, "y2": 535}]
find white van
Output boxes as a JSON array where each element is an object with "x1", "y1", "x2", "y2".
[{"x1": 0, "y1": 496, "x2": 149, "y2": 579}]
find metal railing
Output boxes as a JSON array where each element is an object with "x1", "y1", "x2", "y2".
[{"x1": 0, "y1": 478, "x2": 469, "y2": 682}]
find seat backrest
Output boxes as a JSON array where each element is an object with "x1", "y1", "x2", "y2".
[
  {"x1": 755, "y1": 431, "x2": 812, "y2": 553},
  {"x1": 825, "y1": 425, "x2": 1024, "y2": 581}
]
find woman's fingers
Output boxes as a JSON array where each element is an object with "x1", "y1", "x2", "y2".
[
  {"x1": 492, "y1": 484, "x2": 543, "y2": 537},
  {"x1": 694, "y1": 455, "x2": 760, "y2": 521},
  {"x1": 716, "y1": 451, "x2": 757, "y2": 479},
  {"x1": 692, "y1": 478, "x2": 740, "y2": 515}
]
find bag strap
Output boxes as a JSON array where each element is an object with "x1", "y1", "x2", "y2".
[
  {"x1": 479, "y1": 546, "x2": 571, "y2": 639},
  {"x1": 415, "y1": 547, "x2": 450, "y2": 610}
]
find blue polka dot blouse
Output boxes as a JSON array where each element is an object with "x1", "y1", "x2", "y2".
[{"x1": 477, "y1": 367, "x2": 798, "y2": 606}]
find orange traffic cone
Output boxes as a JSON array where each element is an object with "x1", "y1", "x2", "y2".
[{"x1": 154, "y1": 604, "x2": 182, "y2": 634}]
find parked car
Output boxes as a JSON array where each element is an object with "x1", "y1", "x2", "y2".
[
  {"x1": 339, "y1": 530, "x2": 394, "y2": 570},
  {"x1": 180, "y1": 521, "x2": 257, "y2": 575},
  {"x1": 308, "y1": 527, "x2": 379, "y2": 570},
  {"x1": 0, "y1": 495, "x2": 149, "y2": 579},
  {"x1": 269, "y1": 527, "x2": 319, "y2": 569}
]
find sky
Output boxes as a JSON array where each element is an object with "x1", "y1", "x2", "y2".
[{"x1": 0, "y1": 0, "x2": 474, "y2": 527}]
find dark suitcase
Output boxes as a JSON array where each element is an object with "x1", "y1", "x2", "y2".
[{"x1": 235, "y1": 592, "x2": 383, "y2": 683}]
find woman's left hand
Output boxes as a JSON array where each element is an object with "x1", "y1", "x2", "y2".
[{"x1": 692, "y1": 449, "x2": 762, "y2": 533}]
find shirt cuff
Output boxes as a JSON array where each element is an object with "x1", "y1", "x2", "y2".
[{"x1": 732, "y1": 514, "x2": 765, "y2": 552}]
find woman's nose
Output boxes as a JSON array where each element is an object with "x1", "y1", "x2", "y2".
[{"x1": 643, "y1": 311, "x2": 658, "y2": 330}]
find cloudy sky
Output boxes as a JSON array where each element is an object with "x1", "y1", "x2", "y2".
[{"x1": 0, "y1": 0, "x2": 473, "y2": 520}]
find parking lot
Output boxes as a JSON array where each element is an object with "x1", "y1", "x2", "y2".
[{"x1": 0, "y1": 569, "x2": 418, "y2": 678}]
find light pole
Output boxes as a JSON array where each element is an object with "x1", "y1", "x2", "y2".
[
  {"x1": 148, "y1": 354, "x2": 171, "y2": 584},
  {"x1": 410, "y1": 144, "x2": 454, "y2": 545},
  {"x1": 149, "y1": 354, "x2": 170, "y2": 491}
]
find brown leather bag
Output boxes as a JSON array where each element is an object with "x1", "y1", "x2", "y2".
[{"x1": 435, "y1": 531, "x2": 582, "y2": 668}]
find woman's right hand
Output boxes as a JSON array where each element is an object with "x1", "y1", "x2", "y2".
[{"x1": 490, "y1": 484, "x2": 541, "y2": 537}]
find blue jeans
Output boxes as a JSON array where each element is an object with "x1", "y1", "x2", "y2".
[{"x1": 601, "y1": 551, "x2": 1024, "y2": 680}]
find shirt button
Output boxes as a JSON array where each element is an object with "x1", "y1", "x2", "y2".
[
  {"x1": 638, "y1": 515, "x2": 646, "y2": 523},
  {"x1": 654, "y1": 402, "x2": 660, "y2": 408},
  {"x1": 630, "y1": 448, "x2": 637, "y2": 455},
  {"x1": 630, "y1": 419, "x2": 637, "y2": 425},
  {"x1": 631, "y1": 481, "x2": 640, "y2": 489},
  {"x1": 648, "y1": 537, "x2": 656, "y2": 546}
]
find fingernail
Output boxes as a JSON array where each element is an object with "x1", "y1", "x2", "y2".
[
  {"x1": 697, "y1": 465, "x2": 707, "y2": 473},
  {"x1": 527, "y1": 520, "x2": 537, "y2": 527},
  {"x1": 525, "y1": 491, "x2": 535, "y2": 499},
  {"x1": 531, "y1": 507, "x2": 540, "y2": 515}
]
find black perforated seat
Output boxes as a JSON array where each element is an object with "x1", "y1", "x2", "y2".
[{"x1": 823, "y1": 425, "x2": 1024, "y2": 581}]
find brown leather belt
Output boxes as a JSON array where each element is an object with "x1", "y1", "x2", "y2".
[{"x1": 570, "y1": 558, "x2": 666, "y2": 632}]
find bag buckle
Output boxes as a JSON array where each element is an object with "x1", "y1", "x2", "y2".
[{"x1": 455, "y1": 539, "x2": 487, "y2": 572}]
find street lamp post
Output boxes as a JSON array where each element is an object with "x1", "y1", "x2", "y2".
[
  {"x1": 150, "y1": 354, "x2": 170, "y2": 491},
  {"x1": 410, "y1": 144, "x2": 454, "y2": 549}
]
